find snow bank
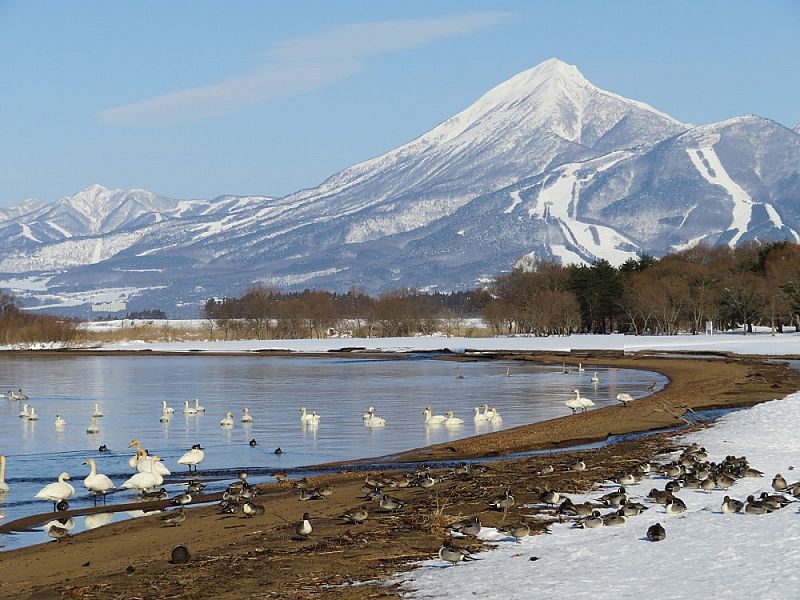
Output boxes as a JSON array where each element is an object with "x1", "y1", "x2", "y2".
[
  {"x1": 95, "y1": 331, "x2": 800, "y2": 356},
  {"x1": 396, "y1": 391, "x2": 800, "y2": 599}
]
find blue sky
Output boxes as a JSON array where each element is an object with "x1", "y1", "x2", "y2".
[{"x1": 1, "y1": 0, "x2": 798, "y2": 206}]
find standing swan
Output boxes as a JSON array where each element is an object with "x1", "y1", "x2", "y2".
[
  {"x1": 122, "y1": 456, "x2": 164, "y2": 492},
  {"x1": 220, "y1": 412, "x2": 234, "y2": 427},
  {"x1": 136, "y1": 450, "x2": 171, "y2": 476},
  {"x1": 299, "y1": 407, "x2": 320, "y2": 424},
  {"x1": 423, "y1": 406, "x2": 447, "y2": 425},
  {"x1": 572, "y1": 389, "x2": 595, "y2": 412},
  {"x1": 241, "y1": 408, "x2": 254, "y2": 423},
  {"x1": 565, "y1": 394, "x2": 583, "y2": 414},
  {"x1": 616, "y1": 393, "x2": 634, "y2": 407},
  {"x1": 35, "y1": 472, "x2": 75, "y2": 511},
  {"x1": 128, "y1": 440, "x2": 144, "y2": 469},
  {"x1": 93, "y1": 403, "x2": 104, "y2": 417},
  {"x1": 83, "y1": 459, "x2": 114, "y2": 503},
  {"x1": 0, "y1": 455, "x2": 9, "y2": 493},
  {"x1": 178, "y1": 444, "x2": 205, "y2": 473}
]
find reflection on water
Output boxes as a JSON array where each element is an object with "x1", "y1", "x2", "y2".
[
  {"x1": 84, "y1": 513, "x2": 113, "y2": 530},
  {"x1": 0, "y1": 354, "x2": 666, "y2": 550}
]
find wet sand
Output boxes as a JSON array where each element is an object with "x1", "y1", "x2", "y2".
[{"x1": 0, "y1": 354, "x2": 797, "y2": 600}]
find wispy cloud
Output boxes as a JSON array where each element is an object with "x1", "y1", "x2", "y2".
[{"x1": 97, "y1": 12, "x2": 510, "y2": 127}]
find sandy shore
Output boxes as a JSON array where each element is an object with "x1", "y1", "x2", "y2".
[{"x1": 1, "y1": 354, "x2": 797, "y2": 600}]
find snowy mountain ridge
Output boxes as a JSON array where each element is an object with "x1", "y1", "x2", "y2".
[{"x1": 0, "y1": 59, "x2": 798, "y2": 315}]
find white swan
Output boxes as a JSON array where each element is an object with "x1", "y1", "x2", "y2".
[
  {"x1": 35, "y1": 472, "x2": 75, "y2": 510},
  {"x1": 83, "y1": 459, "x2": 114, "y2": 500},
  {"x1": 299, "y1": 406, "x2": 320, "y2": 424},
  {"x1": 86, "y1": 416, "x2": 100, "y2": 433},
  {"x1": 220, "y1": 411, "x2": 234, "y2": 427},
  {"x1": 128, "y1": 440, "x2": 144, "y2": 469},
  {"x1": 506, "y1": 366, "x2": 511, "y2": 377},
  {"x1": 573, "y1": 389, "x2": 596, "y2": 412},
  {"x1": 16, "y1": 389, "x2": 28, "y2": 401},
  {"x1": 577, "y1": 363, "x2": 585, "y2": 373},
  {"x1": 160, "y1": 406, "x2": 171, "y2": 423},
  {"x1": 363, "y1": 407, "x2": 385, "y2": 427},
  {"x1": 136, "y1": 450, "x2": 171, "y2": 476},
  {"x1": 591, "y1": 372, "x2": 599, "y2": 383},
  {"x1": 473, "y1": 407, "x2": 490, "y2": 422},
  {"x1": 178, "y1": 444, "x2": 205, "y2": 472},
  {"x1": 54, "y1": 414, "x2": 66, "y2": 429},
  {"x1": 616, "y1": 393, "x2": 634, "y2": 407},
  {"x1": 487, "y1": 407, "x2": 503, "y2": 423},
  {"x1": 363, "y1": 406, "x2": 375, "y2": 421},
  {"x1": 241, "y1": 407, "x2": 254, "y2": 423},
  {"x1": 122, "y1": 456, "x2": 164, "y2": 492},
  {"x1": 183, "y1": 400, "x2": 198, "y2": 415},
  {"x1": 444, "y1": 411, "x2": 464, "y2": 427},
  {"x1": 423, "y1": 406, "x2": 447, "y2": 425},
  {"x1": 455, "y1": 366, "x2": 464, "y2": 380},
  {"x1": 0, "y1": 455, "x2": 9, "y2": 492},
  {"x1": 161, "y1": 400, "x2": 175, "y2": 414},
  {"x1": 27, "y1": 406, "x2": 39, "y2": 421},
  {"x1": 93, "y1": 403, "x2": 104, "y2": 417},
  {"x1": 565, "y1": 394, "x2": 583, "y2": 414},
  {"x1": 18, "y1": 404, "x2": 29, "y2": 418},
  {"x1": 194, "y1": 398, "x2": 205, "y2": 412}
]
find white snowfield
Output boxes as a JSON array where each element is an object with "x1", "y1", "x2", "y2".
[
  {"x1": 396, "y1": 391, "x2": 800, "y2": 599},
  {"x1": 92, "y1": 331, "x2": 800, "y2": 356}
]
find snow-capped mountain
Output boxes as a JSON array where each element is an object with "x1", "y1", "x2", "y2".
[{"x1": 0, "y1": 59, "x2": 797, "y2": 315}]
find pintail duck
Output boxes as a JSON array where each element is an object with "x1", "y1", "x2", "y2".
[
  {"x1": 538, "y1": 490, "x2": 560, "y2": 506},
  {"x1": 242, "y1": 501, "x2": 265, "y2": 517},
  {"x1": 665, "y1": 496, "x2": 687, "y2": 515},
  {"x1": 536, "y1": 465, "x2": 554, "y2": 476},
  {"x1": 772, "y1": 474, "x2": 788, "y2": 492},
  {"x1": 571, "y1": 460, "x2": 587, "y2": 472},
  {"x1": 451, "y1": 516, "x2": 481, "y2": 537},
  {"x1": 574, "y1": 510, "x2": 604, "y2": 529},
  {"x1": 340, "y1": 507, "x2": 369, "y2": 524},
  {"x1": 615, "y1": 473, "x2": 636, "y2": 486},
  {"x1": 603, "y1": 509, "x2": 627, "y2": 527},
  {"x1": 646, "y1": 522, "x2": 666, "y2": 541},
  {"x1": 438, "y1": 542, "x2": 477, "y2": 565},
  {"x1": 488, "y1": 489, "x2": 515, "y2": 512},
  {"x1": 621, "y1": 502, "x2": 649, "y2": 517},
  {"x1": 379, "y1": 494, "x2": 405, "y2": 511},
  {"x1": 721, "y1": 495, "x2": 744, "y2": 514},
  {"x1": 161, "y1": 509, "x2": 186, "y2": 527},
  {"x1": 499, "y1": 522, "x2": 531, "y2": 542},
  {"x1": 47, "y1": 523, "x2": 71, "y2": 542},
  {"x1": 295, "y1": 512, "x2": 312, "y2": 538},
  {"x1": 648, "y1": 489, "x2": 671, "y2": 504},
  {"x1": 599, "y1": 488, "x2": 627, "y2": 507},
  {"x1": 744, "y1": 496, "x2": 773, "y2": 515}
]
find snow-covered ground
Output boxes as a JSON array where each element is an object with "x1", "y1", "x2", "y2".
[
  {"x1": 396, "y1": 391, "x2": 800, "y2": 599},
  {"x1": 92, "y1": 331, "x2": 800, "y2": 356}
]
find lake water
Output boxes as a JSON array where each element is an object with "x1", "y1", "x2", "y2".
[{"x1": 0, "y1": 354, "x2": 666, "y2": 549}]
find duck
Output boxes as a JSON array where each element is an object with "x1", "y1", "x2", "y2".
[
  {"x1": 35, "y1": 472, "x2": 76, "y2": 511},
  {"x1": 299, "y1": 406, "x2": 320, "y2": 424},
  {"x1": 86, "y1": 416, "x2": 100, "y2": 434},
  {"x1": 363, "y1": 407, "x2": 385, "y2": 427},
  {"x1": 444, "y1": 411, "x2": 464, "y2": 427},
  {"x1": 162, "y1": 509, "x2": 186, "y2": 527},
  {"x1": 82, "y1": 459, "x2": 114, "y2": 502},
  {"x1": 591, "y1": 372, "x2": 599, "y2": 383},
  {"x1": 488, "y1": 489, "x2": 515, "y2": 512},
  {"x1": 451, "y1": 516, "x2": 481, "y2": 537},
  {"x1": 616, "y1": 393, "x2": 634, "y2": 407},
  {"x1": 665, "y1": 497, "x2": 687, "y2": 515},
  {"x1": 379, "y1": 494, "x2": 405, "y2": 511},
  {"x1": 295, "y1": 512, "x2": 312, "y2": 539},
  {"x1": 18, "y1": 403, "x2": 29, "y2": 418},
  {"x1": 249, "y1": 438, "x2": 258, "y2": 447},
  {"x1": 438, "y1": 542, "x2": 477, "y2": 565},
  {"x1": 178, "y1": 444, "x2": 205, "y2": 472},
  {"x1": 220, "y1": 412, "x2": 234, "y2": 427},
  {"x1": 193, "y1": 397, "x2": 205, "y2": 412},
  {"x1": 722, "y1": 496, "x2": 744, "y2": 514},
  {"x1": 574, "y1": 510, "x2": 603, "y2": 529},
  {"x1": 0, "y1": 455, "x2": 9, "y2": 492},
  {"x1": 340, "y1": 507, "x2": 368, "y2": 525},
  {"x1": 499, "y1": 523, "x2": 530, "y2": 542},
  {"x1": 647, "y1": 381, "x2": 658, "y2": 391},
  {"x1": 122, "y1": 456, "x2": 164, "y2": 492},
  {"x1": 241, "y1": 407, "x2": 254, "y2": 423},
  {"x1": 27, "y1": 406, "x2": 39, "y2": 421},
  {"x1": 423, "y1": 406, "x2": 447, "y2": 425},
  {"x1": 54, "y1": 414, "x2": 66, "y2": 429},
  {"x1": 773, "y1": 473, "x2": 788, "y2": 492},
  {"x1": 571, "y1": 460, "x2": 587, "y2": 472},
  {"x1": 93, "y1": 403, "x2": 103, "y2": 417},
  {"x1": 646, "y1": 523, "x2": 666, "y2": 541},
  {"x1": 47, "y1": 523, "x2": 71, "y2": 542},
  {"x1": 603, "y1": 509, "x2": 627, "y2": 527},
  {"x1": 98, "y1": 444, "x2": 109, "y2": 452},
  {"x1": 183, "y1": 400, "x2": 198, "y2": 415}
]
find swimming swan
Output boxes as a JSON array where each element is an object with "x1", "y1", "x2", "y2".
[
  {"x1": 363, "y1": 407, "x2": 385, "y2": 427},
  {"x1": 0, "y1": 455, "x2": 9, "y2": 492},
  {"x1": 299, "y1": 407, "x2": 320, "y2": 424},
  {"x1": 444, "y1": 411, "x2": 464, "y2": 427},
  {"x1": 183, "y1": 400, "x2": 198, "y2": 415},
  {"x1": 220, "y1": 412, "x2": 234, "y2": 427},
  {"x1": 93, "y1": 403, "x2": 104, "y2": 417},
  {"x1": 54, "y1": 414, "x2": 66, "y2": 429},
  {"x1": 161, "y1": 400, "x2": 175, "y2": 415},
  {"x1": 423, "y1": 406, "x2": 447, "y2": 425},
  {"x1": 241, "y1": 407, "x2": 254, "y2": 423},
  {"x1": 193, "y1": 398, "x2": 205, "y2": 412},
  {"x1": 18, "y1": 404, "x2": 29, "y2": 418},
  {"x1": 86, "y1": 416, "x2": 100, "y2": 433},
  {"x1": 35, "y1": 472, "x2": 75, "y2": 510},
  {"x1": 27, "y1": 406, "x2": 39, "y2": 421},
  {"x1": 473, "y1": 407, "x2": 490, "y2": 422},
  {"x1": 83, "y1": 459, "x2": 114, "y2": 501},
  {"x1": 591, "y1": 372, "x2": 599, "y2": 383}
]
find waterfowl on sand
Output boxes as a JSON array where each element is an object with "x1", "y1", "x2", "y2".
[
  {"x1": 295, "y1": 512, "x2": 312, "y2": 538},
  {"x1": 616, "y1": 393, "x2": 634, "y2": 407}
]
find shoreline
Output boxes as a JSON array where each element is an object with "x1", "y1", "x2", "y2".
[{"x1": 0, "y1": 354, "x2": 798, "y2": 599}]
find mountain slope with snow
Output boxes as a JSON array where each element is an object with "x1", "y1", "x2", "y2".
[{"x1": 0, "y1": 60, "x2": 798, "y2": 314}]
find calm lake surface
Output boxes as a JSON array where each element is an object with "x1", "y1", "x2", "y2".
[{"x1": 0, "y1": 354, "x2": 666, "y2": 549}]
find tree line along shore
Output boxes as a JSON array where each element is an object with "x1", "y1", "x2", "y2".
[{"x1": 2, "y1": 241, "x2": 800, "y2": 344}]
